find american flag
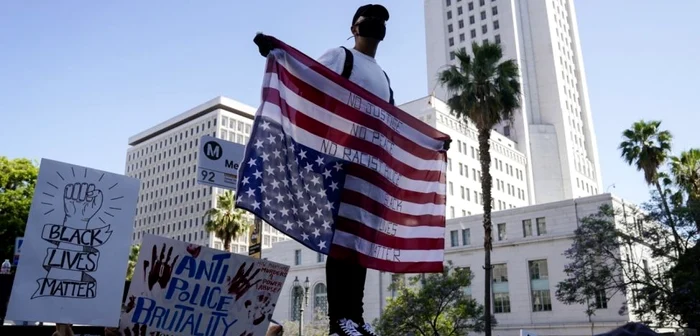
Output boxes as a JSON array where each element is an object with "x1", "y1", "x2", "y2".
[{"x1": 236, "y1": 36, "x2": 450, "y2": 273}]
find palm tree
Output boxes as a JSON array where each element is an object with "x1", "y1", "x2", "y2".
[
  {"x1": 438, "y1": 41, "x2": 521, "y2": 336},
  {"x1": 619, "y1": 120, "x2": 682, "y2": 253},
  {"x1": 126, "y1": 244, "x2": 140, "y2": 280},
  {"x1": 204, "y1": 191, "x2": 249, "y2": 252},
  {"x1": 670, "y1": 148, "x2": 700, "y2": 231}
]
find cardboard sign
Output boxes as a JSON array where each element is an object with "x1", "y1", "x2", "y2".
[
  {"x1": 120, "y1": 234, "x2": 289, "y2": 336},
  {"x1": 6, "y1": 158, "x2": 139, "y2": 326}
]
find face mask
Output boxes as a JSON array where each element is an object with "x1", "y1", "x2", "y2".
[{"x1": 356, "y1": 17, "x2": 386, "y2": 41}]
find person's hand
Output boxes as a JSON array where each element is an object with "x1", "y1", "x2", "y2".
[
  {"x1": 254, "y1": 33, "x2": 277, "y2": 57},
  {"x1": 63, "y1": 183, "x2": 103, "y2": 224},
  {"x1": 226, "y1": 262, "x2": 262, "y2": 301},
  {"x1": 54, "y1": 324, "x2": 74, "y2": 336},
  {"x1": 144, "y1": 243, "x2": 179, "y2": 291},
  {"x1": 104, "y1": 327, "x2": 121, "y2": 336}
]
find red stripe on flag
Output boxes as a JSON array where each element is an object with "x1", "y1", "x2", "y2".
[
  {"x1": 269, "y1": 64, "x2": 443, "y2": 161},
  {"x1": 266, "y1": 38, "x2": 451, "y2": 142},
  {"x1": 346, "y1": 162, "x2": 446, "y2": 205},
  {"x1": 264, "y1": 88, "x2": 444, "y2": 183},
  {"x1": 341, "y1": 190, "x2": 445, "y2": 227},
  {"x1": 334, "y1": 218, "x2": 445, "y2": 250},
  {"x1": 329, "y1": 245, "x2": 444, "y2": 273}
]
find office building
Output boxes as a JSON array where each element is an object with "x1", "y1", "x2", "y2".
[
  {"x1": 124, "y1": 96, "x2": 288, "y2": 252},
  {"x1": 424, "y1": 0, "x2": 603, "y2": 204},
  {"x1": 265, "y1": 194, "x2": 649, "y2": 336}
]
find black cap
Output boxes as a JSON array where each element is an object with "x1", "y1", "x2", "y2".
[{"x1": 352, "y1": 4, "x2": 390, "y2": 25}]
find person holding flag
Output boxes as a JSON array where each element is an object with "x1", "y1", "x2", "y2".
[{"x1": 252, "y1": 4, "x2": 450, "y2": 336}]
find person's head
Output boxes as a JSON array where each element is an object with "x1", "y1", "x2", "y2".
[{"x1": 351, "y1": 4, "x2": 390, "y2": 55}]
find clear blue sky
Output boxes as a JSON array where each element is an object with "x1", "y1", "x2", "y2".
[{"x1": 1, "y1": 0, "x2": 697, "y2": 205}]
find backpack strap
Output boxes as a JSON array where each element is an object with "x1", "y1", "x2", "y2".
[
  {"x1": 383, "y1": 71, "x2": 395, "y2": 106},
  {"x1": 340, "y1": 46, "x2": 353, "y2": 79},
  {"x1": 341, "y1": 46, "x2": 394, "y2": 106}
]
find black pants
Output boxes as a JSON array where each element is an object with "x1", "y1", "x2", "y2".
[{"x1": 326, "y1": 255, "x2": 367, "y2": 322}]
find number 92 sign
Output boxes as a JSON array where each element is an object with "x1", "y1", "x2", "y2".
[{"x1": 196, "y1": 135, "x2": 246, "y2": 191}]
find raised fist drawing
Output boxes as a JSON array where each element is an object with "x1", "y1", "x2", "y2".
[
  {"x1": 63, "y1": 183, "x2": 103, "y2": 224},
  {"x1": 143, "y1": 244, "x2": 179, "y2": 291},
  {"x1": 226, "y1": 262, "x2": 262, "y2": 301}
]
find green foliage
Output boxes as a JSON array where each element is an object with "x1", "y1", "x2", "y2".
[
  {"x1": 0, "y1": 156, "x2": 39, "y2": 260},
  {"x1": 281, "y1": 309, "x2": 329, "y2": 336},
  {"x1": 375, "y1": 263, "x2": 489, "y2": 336},
  {"x1": 619, "y1": 120, "x2": 673, "y2": 185},
  {"x1": 437, "y1": 41, "x2": 521, "y2": 336},
  {"x1": 126, "y1": 244, "x2": 140, "y2": 280},
  {"x1": 204, "y1": 190, "x2": 249, "y2": 251}
]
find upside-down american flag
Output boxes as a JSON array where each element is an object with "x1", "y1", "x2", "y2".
[{"x1": 235, "y1": 36, "x2": 451, "y2": 273}]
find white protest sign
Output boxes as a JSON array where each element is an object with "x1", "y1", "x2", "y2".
[
  {"x1": 197, "y1": 135, "x2": 246, "y2": 191},
  {"x1": 120, "y1": 234, "x2": 289, "y2": 336},
  {"x1": 520, "y1": 329, "x2": 539, "y2": 336},
  {"x1": 6, "y1": 158, "x2": 139, "y2": 326}
]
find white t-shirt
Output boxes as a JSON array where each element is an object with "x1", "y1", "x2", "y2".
[{"x1": 317, "y1": 47, "x2": 391, "y2": 103}]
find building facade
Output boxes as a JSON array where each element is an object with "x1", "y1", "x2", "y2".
[
  {"x1": 424, "y1": 0, "x2": 603, "y2": 204},
  {"x1": 264, "y1": 194, "x2": 648, "y2": 336},
  {"x1": 124, "y1": 96, "x2": 288, "y2": 252}
]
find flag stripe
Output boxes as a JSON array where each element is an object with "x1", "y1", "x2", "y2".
[
  {"x1": 262, "y1": 90, "x2": 444, "y2": 182},
  {"x1": 264, "y1": 68, "x2": 442, "y2": 161},
  {"x1": 340, "y1": 190, "x2": 445, "y2": 227},
  {"x1": 258, "y1": 100, "x2": 446, "y2": 189},
  {"x1": 331, "y1": 230, "x2": 444, "y2": 262},
  {"x1": 344, "y1": 175, "x2": 445, "y2": 215},
  {"x1": 329, "y1": 245, "x2": 444, "y2": 274},
  {"x1": 346, "y1": 163, "x2": 446, "y2": 204},
  {"x1": 334, "y1": 218, "x2": 445, "y2": 250},
  {"x1": 337, "y1": 204, "x2": 445, "y2": 239},
  {"x1": 268, "y1": 48, "x2": 449, "y2": 146}
]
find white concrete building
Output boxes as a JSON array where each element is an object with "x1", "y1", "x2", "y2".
[
  {"x1": 125, "y1": 96, "x2": 288, "y2": 252},
  {"x1": 403, "y1": 96, "x2": 531, "y2": 216},
  {"x1": 264, "y1": 194, "x2": 648, "y2": 336},
  {"x1": 424, "y1": 0, "x2": 603, "y2": 204}
]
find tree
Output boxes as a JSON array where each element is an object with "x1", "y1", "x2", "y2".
[
  {"x1": 126, "y1": 244, "x2": 140, "y2": 280},
  {"x1": 670, "y1": 148, "x2": 700, "y2": 231},
  {"x1": 204, "y1": 190, "x2": 249, "y2": 251},
  {"x1": 281, "y1": 309, "x2": 329, "y2": 336},
  {"x1": 0, "y1": 157, "x2": 39, "y2": 260},
  {"x1": 375, "y1": 263, "x2": 490, "y2": 336},
  {"x1": 619, "y1": 120, "x2": 683, "y2": 253},
  {"x1": 437, "y1": 41, "x2": 521, "y2": 336}
]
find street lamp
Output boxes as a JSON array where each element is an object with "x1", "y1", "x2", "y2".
[{"x1": 293, "y1": 276, "x2": 311, "y2": 336}]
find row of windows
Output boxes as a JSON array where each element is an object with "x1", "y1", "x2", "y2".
[
  {"x1": 445, "y1": 0, "x2": 495, "y2": 9},
  {"x1": 449, "y1": 216, "x2": 547, "y2": 248},
  {"x1": 293, "y1": 250, "x2": 327, "y2": 266},
  {"x1": 127, "y1": 118, "x2": 217, "y2": 162}
]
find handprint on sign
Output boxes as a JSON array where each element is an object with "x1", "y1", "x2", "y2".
[
  {"x1": 63, "y1": 183, "x2": 103, "y2": 226},
  {"x1": 226, "y1": 262, "x2": 262, "y2": 301},
  {"x1": 143, "y1": 244, "x2": 179, "y2": 291},
  {"x1": 123, "y1": 323, "x2": 147, "y2": 336},
  {"x1": 245, "y1": 292, "x2": 276, "y2": 325},
  {"x1": 123, "y1": 295, "x2": 136, "y2": 313}
]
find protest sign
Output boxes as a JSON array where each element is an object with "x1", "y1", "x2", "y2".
[
  {"x1": 6, "y1": 158, "x2": 139, "y2": 326},
  {"x1": 120, "y1": 234, "x2": 289, "y2": 336}
]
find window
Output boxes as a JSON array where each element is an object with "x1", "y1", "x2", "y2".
[
  {"x1": 493, "y1": 264, "x2": 508, "y2": 283},
  {"x1": 449, "y1": 182, "x2": 454, "y2": 195},
  {"x1": 594, "y1": 289, "x2": 608, "y2": 309},
  {"x1": 503, "y1": 124, "x2": 509, "y2": 136},
  {"x1": 480, "y1": 11, "x2": 486, "y2": 20},
  {"x1": 450, "y1": 230, "x2": 459, "y2": 247},
  {"x1": 450, "y1": 51, "x2": 456, "y2": 60},
  {"x1": 446, "y1": 0, "x2": 451, "y2": 6},
  {"x1": 450, "y1": 206, "x2": 456, "y2": 218},
  {"x1": 522, "y1": 219, "x2": 532, "y2": 237},
  {"x1": 468, "y1": 2, "x2": 474, "y2": 10},
  {"x1": 317, "y1": 252, "x2": 326, "y2": 263},
  {"x1": 479, "y1": 0, "x2": 485, "y2": 6},
  {"x1": 536, "y1": 217, "x2": 547, "y2": 235},
  {"x1": 462, "y1": 228, "x2": 471, "y2": 246},
  {"x1": 493, "y1": 20, "x2": 499, "y2": 29},
  {"x1": 459, "y1": 33, "x2": 465, "y2": 41},
  {"x1": 313, "y1": 283, "x2": 328, "y2": 315},
  {"x1": 482, "y1": 24, "x2": 488, "y2": 34},
  {"x1": 449, "y1": 37, "x2": 454, "y2": 46},
  {"x1": 492, "y1": 6, "x2": 498, "y2": 15},
  {"x1": 494, "y1": 293, "x2": 511, "y2": 313},
  {"x1": 461, "y1": 186, "x2": 465, "y2": 198},
  {"x1": 497, "y1": 223, "x2": 506, "y2": 241},
  {"x1": 470, "y1": 29, "x2": 476, "y2": 38},
  {"x1": 492, "y1": 264, "x2": 510, "y2": 313},
  {"x1": 457, "y1": 6, "x2": 463, "y2": 15},
  {"x1": 448, "y1": 24, "x2": 454, "y2": 33},
  {"x1": 447, "y1": 10, "x2": 452, "y2": 19},
  {"x1": 529, "y1": 260, "x2": 552, "y2": 311},
  {"x1": 469, "y1": 15, "x2": 475, "y2": 24},
  {"x1": 294, "y1": 249, "x2": 302, "y2": 265},
  {"x1": 495, "y1": 34, "x2": 501, "y2": 44},
  {"x1": 458, "y1": 20, "x2": 464, "y2": 28}
]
